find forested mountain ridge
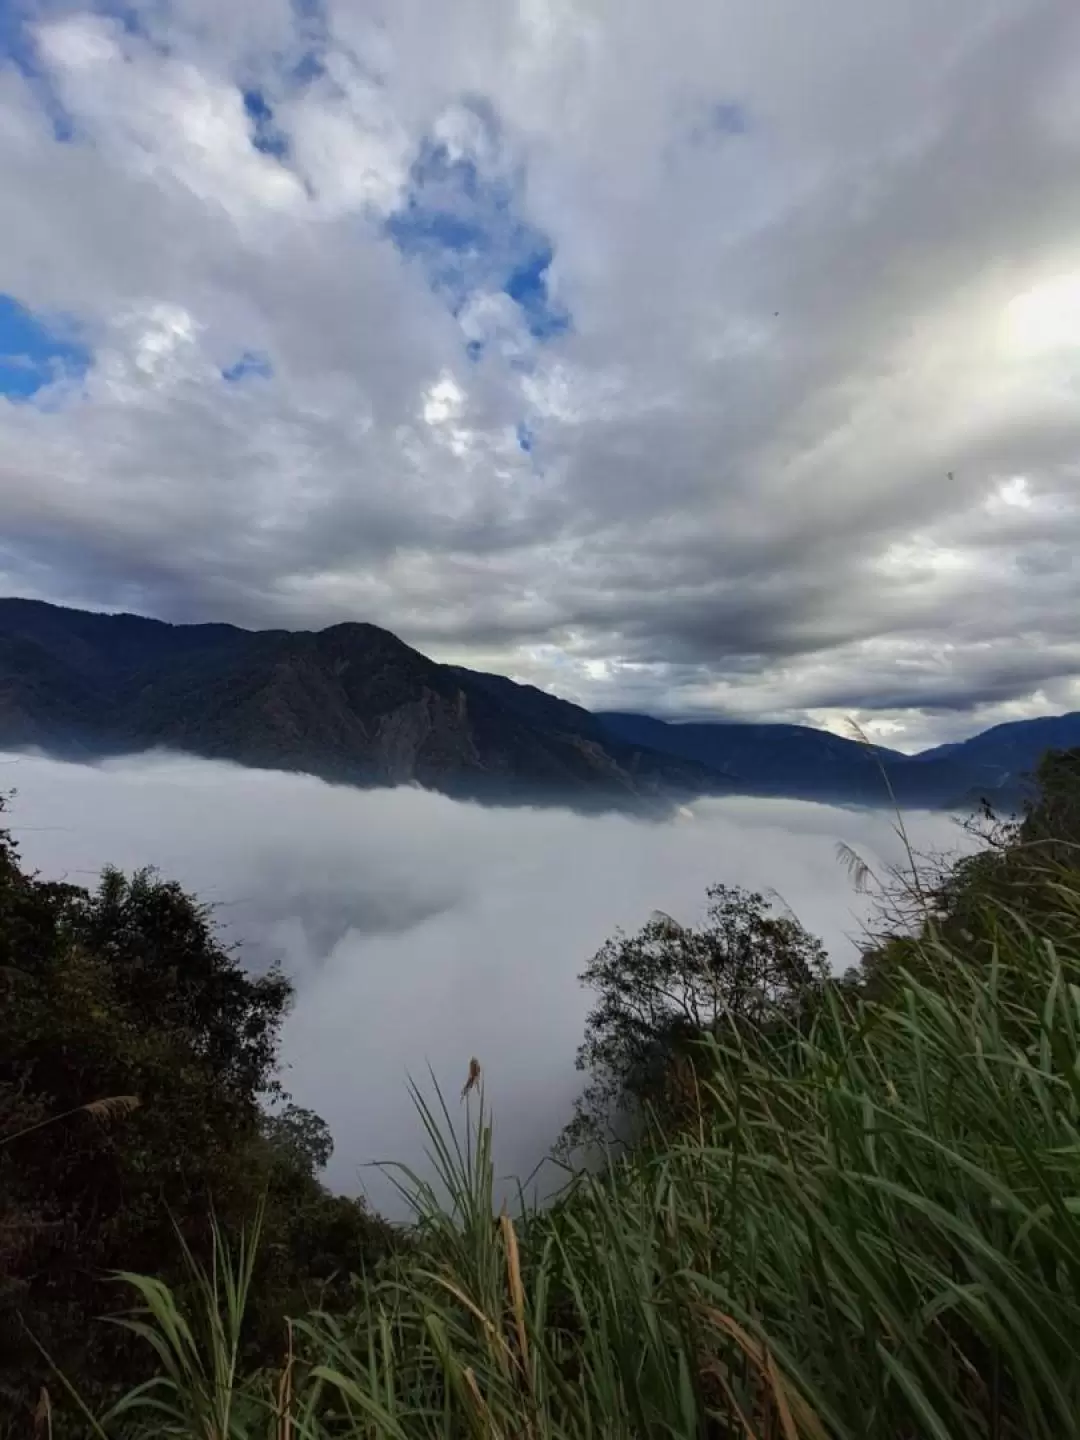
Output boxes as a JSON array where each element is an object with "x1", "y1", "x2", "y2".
[
  {"x1": 597, "y1": 709, "x2": 1080, "y2": 809},
  {"x1": 0, "y1": 598, "x2": 721, "y2": 811},
  {"x1": 2, "y1": 596, "x2": 1077, "y2": 811}
]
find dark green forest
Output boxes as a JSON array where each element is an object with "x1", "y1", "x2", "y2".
[
  {"x1": 0, "y1": 823, "x2": 393, "y2": 1429},
  {"x1": 4, "y1": 750, "x2": 1080, "y2": 1436}
]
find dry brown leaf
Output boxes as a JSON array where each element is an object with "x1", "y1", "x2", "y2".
[{"x1": 461, "y1": 1057, "x2": 482, "y2": 1101}]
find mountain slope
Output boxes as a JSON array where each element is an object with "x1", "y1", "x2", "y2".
[
  {"x1": 598, "y1": 712, "x2": 904, "y2": 804},
  {"x1": 911, "y1": 713, "x2": 1080, "y2": 770},
  {"x1": 1, "y1": 597, "x2": 1075, "y2": 813},
  {"x1": 0, "y1": 599, "x2": 725, "y2": 811},
  {"x1": 598, "y1": 710, "x2": 1074, "y2": 810},
  {"x1": 897, "y1": 712, "x2": 1080, "y2": 810},
  {"x1": 449, "y1": 666, "x2": 729, "y2": 791}
]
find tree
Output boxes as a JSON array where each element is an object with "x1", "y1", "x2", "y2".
[
  {"x1": 0, "y1": 802, "x2": 391, "y2": 1431},
  {"x1": 263, "y1": 1103, "x2": 335, "y2": 1176},
  {"x1": 1017, "y1": 747, "x2": 1080, "y2": 863},
  {"x1": 78, "y1": 864, "x2": 292, "y2": 1105},
  {"x1": 561, "y1": 884, "x2": 827, "y2": 1153}
]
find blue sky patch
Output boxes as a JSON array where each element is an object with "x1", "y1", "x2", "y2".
[
  {"x1": 505, "y1": 246, "x2": 569, "y2": 341},
  {"x1": 0, "y1": 294, "x2": 90, "y2": 399},
  {"x1": 386, "y1": 102, "x2": 570, "y2": 352},
  {"x1": 222, "y1": 350, "x2": 273, "y2": 383},
  {"x1": 243, "y1": 88, "x2": 289, "y2": 159}
]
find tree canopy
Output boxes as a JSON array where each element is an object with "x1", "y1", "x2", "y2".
[
  {"x1": 0, "y1": 801, "x2": 392, "y2": 1432},
  {"x1": 562, "y1": 883, "x2": 827, "y2": 1152}
]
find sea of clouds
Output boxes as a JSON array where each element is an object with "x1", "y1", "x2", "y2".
[{"x1": 2, "y1": 750, "x2": 968, "y2": 1214}]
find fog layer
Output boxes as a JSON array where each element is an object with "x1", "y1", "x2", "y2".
[{"x1": 3, "y1": 750, "x2": 964, "y2": 1213}]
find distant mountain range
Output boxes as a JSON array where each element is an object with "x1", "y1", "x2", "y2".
[
  {"x1": 1, "y1": 597, "x2": 1076, "y2": 815},
  {"x1": 597, "y1": 712, "x2": 1080, "y2": 812}
]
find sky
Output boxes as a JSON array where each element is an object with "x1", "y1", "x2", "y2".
[
  {"x1": 2, "y1": 748, "x2": 966, "y2": 1212},
  {"x1": 1, "y1": 1, "x2": 1080, "y2": 748}
]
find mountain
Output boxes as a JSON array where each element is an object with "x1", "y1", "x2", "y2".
[
  {"x1": 909, "y1": 713, "x2": 1080, "y2": 771},
  {"x1": 0, "y1": 598, "x2": 724, "y2": 812},
  {"x1": 598, "y1": 710, "x2": 1080, "y2": 811},
  {"x1": 1, "y1": 597, "x2": 1077, "y2": 814},
  {"x1": 597, "y1": 714, "x2": 905, "y2": 805},
  {"x1": 897, "y1": 712, "x2": 1080, "y2": 810}
]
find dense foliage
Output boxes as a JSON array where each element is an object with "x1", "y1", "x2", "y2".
[
  {"x1": 7, "y1": 747, "x2": 1080, "y2": 1437},
  {"x1": 561, "y1": 883, "x2": 827, "y2": 1151},
  {"x1": 0, "y1": 810, "x2": 391, "y2": 1433}
]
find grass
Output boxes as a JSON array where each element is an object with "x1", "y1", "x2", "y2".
[{"x1": 63, "y1": 863, "x2": 1080, "y2": 1438}]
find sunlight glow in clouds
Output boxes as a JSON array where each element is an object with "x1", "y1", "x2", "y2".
[
  {"x1": 1, "y1": 0, "x2": 1080, "y2": 751},
  {"x1": 1003, "y1": 272, "x2": 1080, "y2": 357}
]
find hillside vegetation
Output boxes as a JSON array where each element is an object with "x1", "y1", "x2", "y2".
[{"x1": 4, "y1": 750, "x2": 1080, "y2": 1436}]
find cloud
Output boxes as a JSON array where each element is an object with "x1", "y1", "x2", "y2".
[
  {"x1": 2, "y1": 748, "x2": 965, "y2": 1213},
  {"x1": 0, "y1": 0, "x2": 1079, "y2": 747},
  {"x1": 385, "y1": 96, "x2": 571, "y2": 353}
]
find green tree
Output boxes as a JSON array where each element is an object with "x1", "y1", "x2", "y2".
[
  {"x1": 0, "y1": 802, "x2": 390, "y2": 1431},
  {"x1": 561, "y1": 883, "x2": 827, "y2": 1152},
  {"x1": 262, "y1": 1103, "x2": 335, "y2": 1176}
]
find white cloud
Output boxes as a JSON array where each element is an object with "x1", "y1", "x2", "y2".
[
  {"x1": 36, "y1": 14, "x2": 304, "y2": 219},
  {"x1": 2, "y1": 748, "x2": 965, "y2": 1213},
  {"x1": 1, "y1": 0, "x2": 1080, "y2": 744}
]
